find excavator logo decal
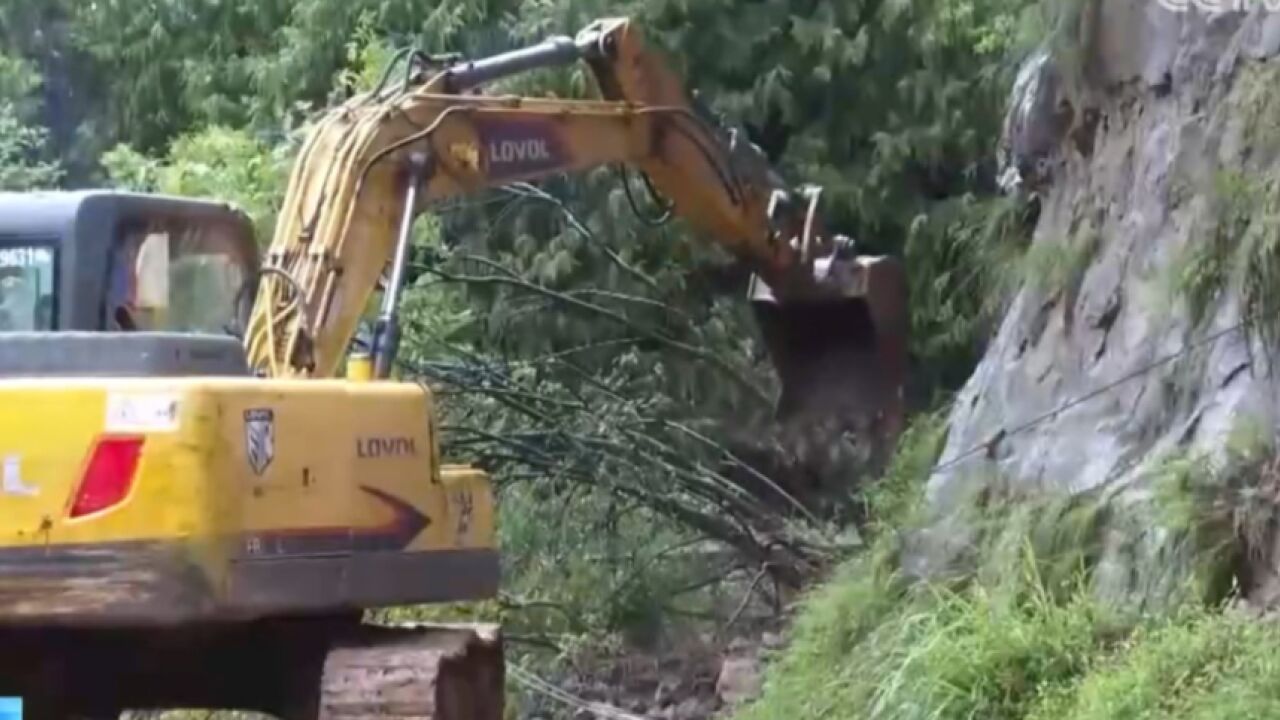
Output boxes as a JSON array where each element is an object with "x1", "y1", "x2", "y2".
[
  {"x1": 244, "y1": 408, "x2": 274, "y2": 476},
  {"x1": 448, "y1": 142, "x2": 481, "y2": 172},
  {"x1": 477, "y1": 118, "x2": 564, "y2": 180},
  {"x1": 489, "y1": 139, "x2": 553, "y2": 164}
]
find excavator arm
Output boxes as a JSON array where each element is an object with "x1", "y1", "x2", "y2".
[{"x1": 244, "y1": 17, "x2": 907, "y2": 446}]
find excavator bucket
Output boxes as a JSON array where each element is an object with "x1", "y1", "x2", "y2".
[{"x1": 750, "y1": 256, "x2": 910, "y2": 468}]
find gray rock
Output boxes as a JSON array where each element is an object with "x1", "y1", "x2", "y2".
[
  {"x1": 715, "y1": 654, "x2": 762, "y2": 708},
  {"x1": 1094, "y1": 0, "x2": 1182, "y2": 88},
  {"x1": 672, "y1": 698, "x2": 710, "y2": 720},
  {"x1": 761, "y1": 631, "x2": 785, "y2": 650},
  {"x1": 998, "y1": 47, "x2": 1067, "y2": 195},
  {"x1": 653, "y1": 677, "x2": 680, "y2": 708},
  {"x1": 1242, "y1": 9, "x2": 1280, "y2": 59},
  {"x1": 924, "y1": 6, "x2": 1280, "y2": 606}
]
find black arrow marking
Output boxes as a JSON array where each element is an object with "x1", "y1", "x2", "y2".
[
  {"x1": 353, "y1": 485, "x2": 432, "y2": 551},
  {"x1": 240, "y1": 487, "x2": 431, "y2": 557}
]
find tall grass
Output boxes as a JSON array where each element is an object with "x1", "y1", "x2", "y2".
[{"x1": 738, "y1": 411, "x2": 1280, "y2": 720}]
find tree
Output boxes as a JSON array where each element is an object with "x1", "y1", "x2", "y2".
[{"x1": 0, "y1": 50, "x2": 60, "y2": 190}]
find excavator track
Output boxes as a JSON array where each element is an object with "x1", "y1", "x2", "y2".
[
  {"x1": 316, "y1": 623, "x2": 504, "y2": 720},
  {"x1": 0, "y1": 619, "x2": 503, "y2": 720}
]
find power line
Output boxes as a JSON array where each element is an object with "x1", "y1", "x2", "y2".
[{"x1": 930, "y1": 317, "x2": 1252, "y2": 476}]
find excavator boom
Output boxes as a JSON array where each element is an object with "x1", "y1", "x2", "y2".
[{"x1": 245, "y1": 17, "x2": 907, "y2": 451}]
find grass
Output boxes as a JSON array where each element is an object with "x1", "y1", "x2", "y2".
[
  {"x1": 861, "y1": 408, "x2": 950, "y2": 533},
  {"x1": 1027, "y1": 609, "x2": 1280, "y2": 720},
  {"x1": 1159, "y1": 171, "x2": 1258, "y2": 328},
  {"x1": 736, "y1": 409, "x2": 1280, "y2": 720},
  {"x1": 1155, "y1": 167, "x2": 1280, "y2": 354},
  {"x1": 1155, "y1": 63, "x2": 1280, "y2": 345},
  {"x1": 1021, "y1": 221, "x2": 1101, "y2": 298},
  {"x1": 738, "y1": 533, "x2": 1280, "y2": 720},
  {"x1": 1145, "y1": 417, "x2": 1280, "y2": 598},
  {"x1": 738, "y1": 545, "x2": 1125, "y2": 720},
  {"x1": 1232, "y1": 62, "x2": 1280, "y2": 165}
]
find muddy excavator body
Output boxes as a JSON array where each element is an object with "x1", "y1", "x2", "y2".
[{"x1": 0, "y1": 17, "x2": 908, "y2": 720}]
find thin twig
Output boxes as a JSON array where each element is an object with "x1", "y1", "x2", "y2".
[{"x1": 724, "y1": 564, "x2": 773, "y2": 635}]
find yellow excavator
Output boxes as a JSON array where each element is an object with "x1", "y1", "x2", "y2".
[{"x1": 0, "y1": 17, "x2": 906, "y2": 719}]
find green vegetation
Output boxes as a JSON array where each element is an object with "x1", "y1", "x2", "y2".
[
  {"x1": 102, "y1": 127, "x2": 294, "y2": 236},
  {"x1": 1149, "y1": 418, "x2": 1278, "y2": 589},
  {"x1": 1154, "y1": 63, "x2": 1280, "y2": 349},
  {"x1": 906, "y1": 193, "x2": 1037, "y2": 392},
  {"x1": 741, "y1": 408, "x2": 1280, "y2": 720},
  {"x1": 861, "y1": 409, "x2": 951, "y2": 533},
  {"x1": 743, "y1": 545, "x2": 1280, "y2": 720},
  {"x1": 1030, "y1": 609, "x2": 1280, "y2": 720},
  {"x1": 1161, "y1": 171, "x2": 1258, "y2": 328},
  {"x1": 1160, "y1": 168, "x2": 1280, "y2": 345},
  {"x1": 0, "y1": 48, "x2": 60, "y2": 189},
  {"x1": 1021, "y1": 221, "x2": 1101, "y2": 298},
  {"x1": 740, "y1": 535, "x2": 1122, "y2": 720}
]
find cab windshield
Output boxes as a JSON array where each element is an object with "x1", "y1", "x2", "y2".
[
  {"x1": 108, "y1": 219, "x2": 250, "y2": 334},
  {"x1": 0, "y1": 245, "x2": 55, "y2": 331}
]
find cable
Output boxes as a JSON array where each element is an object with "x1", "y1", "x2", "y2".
[
  {"x1": 633, "y1": 105, "x2": 746, "y2": 206},
  {"x1": 929, "y1": 317, "x2": 1252, "y2": 476},
  {"x1": 370, "y1": 47, "x2": 417, "y2": 98},
  {"x1": 354, "y1": 105, "x2": 469, "y2": 191},
  {"x1": 617, "y1": 164, "x2": 673, "y2": 226}
]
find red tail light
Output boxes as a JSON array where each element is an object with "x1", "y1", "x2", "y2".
[{"x1": 69, "y1": 436, "x2": 145, "y2": 519}]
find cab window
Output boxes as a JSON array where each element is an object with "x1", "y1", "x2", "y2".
[
  {"x1": 0, "y1": 245, "x2": 55, "y2": 331},
  {"x1": 108, "y1": 219, "x2": 250, "y2": 334}
]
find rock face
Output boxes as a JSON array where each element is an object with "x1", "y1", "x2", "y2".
[
  {"x1": 715, "y1": 642, "x2": 764, "y2": 709},
  {"x1": 917, "y1": 2, "x2": 1280, "y2": 604}
]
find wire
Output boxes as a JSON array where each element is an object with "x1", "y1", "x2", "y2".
[
  {"x1": 929, "y1": 317, "x2": 1252, "y2": 476},
  {"x1": 370, "y1": 47, "x2": 417, "y2": 98},
  {"x1": 354, "y1": 105, "x2": 469, "y2": 190},
  {"x1": 633, "y1": 105, "x2": 746, "y2": 206},
  {"x1": 617, "y1": 164, "x2": 673, "y2": 227}
]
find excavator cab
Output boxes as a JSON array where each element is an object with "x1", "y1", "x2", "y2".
[{"x1": 0, "y1": 191, "x2": 259, "y2": 377}]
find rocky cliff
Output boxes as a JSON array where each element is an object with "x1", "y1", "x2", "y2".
[{"x1": 916, "y1": 1, "x2": 1280, "y2": 606}]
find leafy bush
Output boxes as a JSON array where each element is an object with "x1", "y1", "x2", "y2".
[
  {"x1": 0, "y1": 104, "x2": 61, "y2": 190},
  {"x1": 102, "y1": 127, "x2": 293, "y2": 238}
]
